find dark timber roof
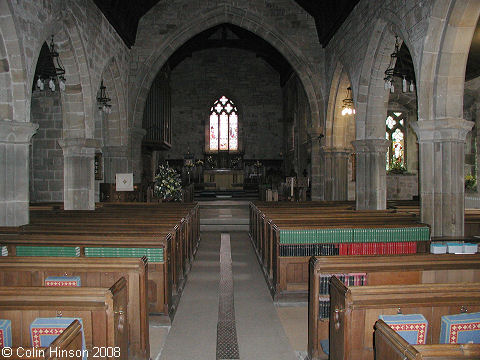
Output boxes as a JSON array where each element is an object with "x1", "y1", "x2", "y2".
[
  {"x1": 94, "y1": 1, "x2": 479, "y2": 81},
  {"x1": 93, "y1": 0, "x2": 361, "y2": 48}
]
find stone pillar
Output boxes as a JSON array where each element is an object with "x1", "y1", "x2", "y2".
[
  {"x1": 103, "y1": 146, "x2": 128, "y2": 183},
  {"x1": 411, "y1": 118, "x2": 473, "y2": 236},
  {"x1": 324, "y1": 149, "x2": 349, "y2": 201},
  {"x1": 310, "y1": 130, "x2": 324, "y2": 200},
  {"x1": 59, "y1": 138, "x2": 99, "y2": 210},
  {"x1": 0, "y1": 120, "x2": 38, "y2": 225},
  {"x1": 130, "y1": 128, "x2": 146, "y2": 184},
  {"x1": 333, "y1": 151, "x2": 349, "y2": 201},
  {"x1": 353, "y1": 139, "x2": 389, "y2": 210}
]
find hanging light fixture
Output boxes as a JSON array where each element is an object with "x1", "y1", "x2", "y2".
[
  {"x1": 35, "y1": 35, "x2": 66, "y2": 92},
  {"x1": 97, "y1": 79, "x2": 112, "y2": 114},
  {"x1": 341, "y1": 87, "x2": 355, "y2": 116},
  {"x1": 384, "y1": 36, "x2": 415, "y2": 94}
]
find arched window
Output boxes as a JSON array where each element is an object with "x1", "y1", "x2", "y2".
[
  {"x1": 209, "y1": 96, "x2": 238, "y2": 151},
  {"x1": 386, "y1": 111, "x2": 406, "y2": 170}
]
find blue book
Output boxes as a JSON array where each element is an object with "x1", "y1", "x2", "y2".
[
  {"x1": 30, "y1": 318, "x2": 86, "y2": 359},
  {"x1": 379, "y1": 314, "x2": 428, "y2": 344},
  {"x1": 440, "y1": 312, "x2": 480, "y2": 344},
  {"x1": 0, "y1": 319, "x2": 12, "y2": 348}
]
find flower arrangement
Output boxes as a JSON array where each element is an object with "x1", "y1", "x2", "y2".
[
  {"x1": 154, "y1": 164, "x2": 182, "y2": 201},
  {"x1": 388, "y1": 157, "x2": 407, "y2": 174},
  {"x1": 196, "y1": 159, "x2": 204, "y2": 166},
  {"x1": 465, "y1": 174, "x2": 477, "y2": 191},
  {"x1": 254, "y1": 160, "x2": 262, "y2": 168}
]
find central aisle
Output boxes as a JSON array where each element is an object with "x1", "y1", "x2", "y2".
[{"x1": 159, "y1": 231, "x2": 296, "y2": 360}]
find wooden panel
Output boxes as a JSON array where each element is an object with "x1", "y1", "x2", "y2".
[{"x1": 368, "y1": 271, "x2": 421, "y2": 286}]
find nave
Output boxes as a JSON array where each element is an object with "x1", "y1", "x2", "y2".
[{"x1": 154, "y1": 202, "x2": 305, "y2": 360}]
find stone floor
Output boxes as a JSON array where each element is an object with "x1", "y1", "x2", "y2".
[{"x1": 149, "y1": 200, "x2": 308, "y2": 360}]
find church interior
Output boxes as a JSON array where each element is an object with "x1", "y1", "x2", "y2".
[{"x1": 1, "y1": 0, "x2": 480, "y2": 359}]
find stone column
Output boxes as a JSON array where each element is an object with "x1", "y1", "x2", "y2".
[
  {"x1": 59, "y1": 138, "x2": 99, "y2": 210},
  {"x1": 103, "y1": 146, "x2": 129, "y2": 183},
  {"x1": 353, "y1": 139, "x2": 389, "y2": 210},
  {"x1": 310, "y1": 130, "x2": 324, "y2": 200},
  {"x1": 130, "y1": 127, "x2": 146, "y2": 184},
  {"x1": 411, "y1": 118, "x2": 473, "y2": 236},
  {"x1": 323, "y1": 149, "x2": 350, "y2": 201},
  {"x1": 333, "y1": 150, "x2": 350, "y2": 201},
  {"x1": 0, "y1": 120, "x2": 38, "y2": 225}
]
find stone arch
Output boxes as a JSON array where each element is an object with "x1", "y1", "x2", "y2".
[
  {"x1": 99, "y1": 57, "x2": 128, "y2": 147},
  {"x1": 419, "y1": 0, "x2": 480, "y2": 121},
  {"x1": 353, "y1": 17, "x2": 420, "y2": 209},
  {"x1": 325, "y1": 61, "x2": 355, "y2": 150},
  {"x1": 0, "y1": 1, "x2": 27, "y2": 122},
  {"x1": 356, "y1": 19, "x2": 416, "y2": 140},
  {"x1": 0, "y1": 27, "x2": 13, "y2": 122},
  {"x1": 412, "y1": 0, "x2": 480, "y2": 236},
  {"x1": 28, "y1": 13, "x2": 92, "y2": 139},
  {"x1": 130, "y1": 6, "x2": 322, "y2": 134},
  {"x1": 324, "y1": 61, "x2": 355, "y2": 201}
]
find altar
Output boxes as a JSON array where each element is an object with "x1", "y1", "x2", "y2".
[{"x1": 204, "y1": 169, "x2": 244, "y2": 190}]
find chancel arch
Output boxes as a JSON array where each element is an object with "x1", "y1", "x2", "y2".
[{"x1": 130, "y1": 5, "x2": 324, "y2": 190}]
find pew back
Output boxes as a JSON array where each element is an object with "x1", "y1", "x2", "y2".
[
  {"x1": 329, "y1": 279, "x2": 480, "y2": 360},
  {"x1": 0, "y1": 278, "x2": 128, "y2": 360},
  {"x1": 308, "y1": 254, "x2": 480, "y2": 360},
  {"x1": 0, "y1": 257, "x2": 148, "y2": 360}
]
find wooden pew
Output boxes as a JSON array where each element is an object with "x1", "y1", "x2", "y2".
[
  {"x1": 374, "y1": 319, "x2": 480, "y2": 360},
  {"x1": 8, "y1": 320, "x2": 84, "y2": 360},
  {"x1": 0, "y1": 257, "x2": 149, "y2": 360},
  {"x1": 0, "y1": 233, "x2": 172, "y2": 318},
  {"x1": 308, "y1": 254, "x2": 480, "y2": 360},
  {"x1": 249, "y1": 201, "x2": 430, "y2": 301},
  {"x1": 328, "y1": 279, "x2": 480, "y2": 360},
  {"x1": 0, "y1": 278, "x2": 128, "y2": 360},
  {"x1": 27, "y1": 202, "x2": 201, "y2": 289}
]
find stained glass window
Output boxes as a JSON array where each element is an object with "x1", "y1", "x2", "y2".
[
  {"x1": 209, "y1": 96, "x2": 238, "y2": 151},
  {"x1": 386, "y1": 111, "x2": 406, "y2": 171}
]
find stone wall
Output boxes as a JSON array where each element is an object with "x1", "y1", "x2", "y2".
[
  {"x1": 30, "y1": 89, "x2": 63, "y2": 202},
  {"x1": 386, "y1": 173, "x2": 418, "y2": 200},
  {"x1": 167, "y1": 48, "x2": 283, "y2": 161}
]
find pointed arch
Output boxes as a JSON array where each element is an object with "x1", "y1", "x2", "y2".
[
  {"x1": 99, "y1": 57, "x2": 128, "y2": 147},
  {"x1": 0, "y1": 1, "x2": 27, "y2": 122},
  {"x1": 130, "y1": 5, "x2": 323, "y2": 135},
  {"x1": 355, "y1": 16, "x2": 417, "y2": 141},
  {"x1": 28, "y1": 13, "x2": 92, "y2": 139},
  {"x1": 419, "y1": 0, "x2": 480, "y2": 121},
  {"x1": 325, "y1": 61, "x2": 356, "y2": 150}
]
